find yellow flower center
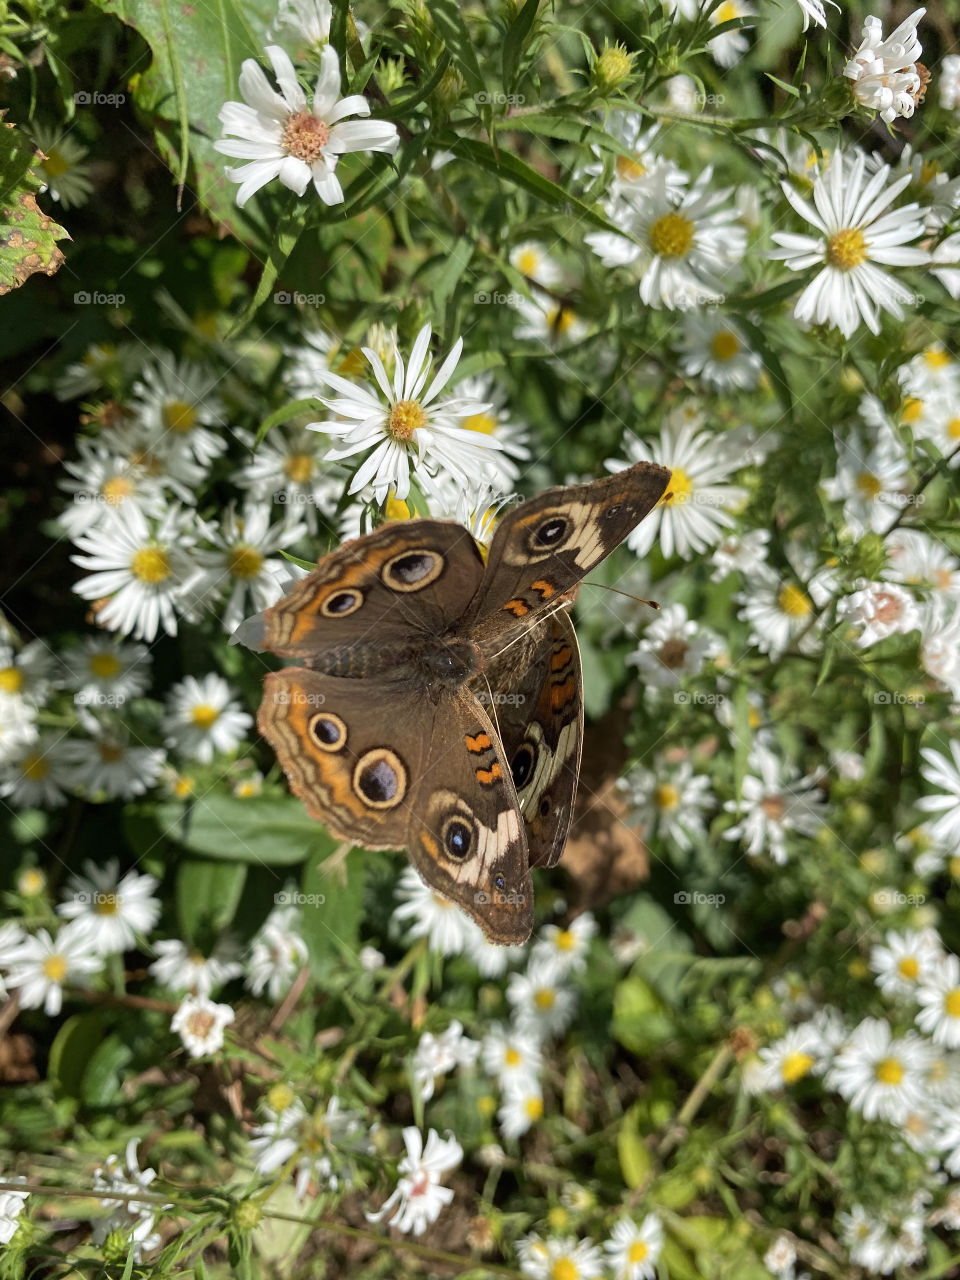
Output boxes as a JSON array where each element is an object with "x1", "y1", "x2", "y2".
[
  {"x1": 43, "y1": 148, "x2": 69, "y2": 177},
  {"x1": 516, "y1": 248, "x2": 540, "y2": 275},
  {"x1": 554, "y1": 929, "x2": 575, "y2": 951},
  {"x1": 944, "y1": 990, "x2": 960, "y2": 1018},
  {"x1": 901, "y1": 397, "x2": 924, "y2": 424},
  {"x1": 191, "y1": 704, "x2": 220, "y2": 729},
  {"x1": 950, "y1": 855, "x2": 960, "y2": 879},
  {"x1": 629, "y1": 1241, "x2": 649, "y2": 1264},
  {"x1": 826, "y1": 228, "x2": 868, "y2": 271},
  {"x1": 162, "y1": 399, "x2": 197, "y2": 434},
  {"x1": 655, "y1": 782, "x2": 680, "y2": 811},
  {"x1": 281, "y1": 109, "x2": 331, "y2": 162},
  {"x1": 284, "y1": 452, "x2": 315, "y2": 484},
  {"x1": 235, "y1": 779, "x2": 259, "y2": 797},
  {"x1": 505, "y1": 1047, "x2": 522, "y2": 1066},
  {"x1": 781, "y1": 1051, "x2": 815, "y2": 1083},
  {"x1": 89, "y1": 652, "x2": 121, "y2": 679},
  {"x1": 18, "y1": 869, "x2": 45, "y2": 895},
  {"x1": 388, "y1": 399, "x2": 427, "y2": 441},
  {"x1": 525, "y1": 1096, "x2": 544, "y2": 1121},
  {"x1": 778, "y1": 583, "x2": 812, "y2": 618},
  {"x1": 715, "y1": 0, "x2": 737, "y2": 19},
  {"x1": 920, "y1": 159, "x2": 941, "y2": 186},
  {"x1": 477, "y1": 1093, "x2": 497, "y2": 1117},
  {"x1": 856, "y1": 471, "x2": 882, "y2": 498},
  {"x1": 130, "y1": 547, "x2": 172, "y2": 584},
  {"x1": 898, "y1": 957, "x2": 919, "y2": 980},
  {"x1": 747, "y1": 706, "x2": 761, "y2": 729},
  {"x1": 463, "y1": 412, "x2": 497, "y2": 435},
  {"x1": 664, "y1": 467, "x2": 693, "y2": 505},
  {"x1": 875, "y1": 1057, "x2": 904, "y2": 1085},
  {"x1": 0, "y1": 666, "x2": 23, "y2": 693},
  {"x1": 548, "y1": 306, "x2": 577, "y2": 336},
  {"x1": 22, "y1": 753, "x2": 49, "y2": 782},
  {"x1": 925, "y1": 346, "x2": 951, "y2": 368},
  {"x1": 534, "y1": 987, "x2": 556, "y2": 1010},
  {"x1": 948, "y1": 418, "x2": 960, "y2": 439},
  {"x1": 95, "y1": 893, "x2": 119, "y2": 914},
  {"x1": 616, "y1": 155, "x2": 647, "y2": 181},
  {"x1": 649, "y1": 211, "x2": 695, "y2": 259},
  {"x1": 710, "y1": 330, "x2": 740, "y2": 360},
  {"x1": 174, "y1": 776, "x2": 195, "y2": 798},
  {"x1": 43, "y1": 954, "x2": 68, "y2": 982},
  {"x1": 228, "y1": 545, "x2": 264, "y2": 580},
  {"x1": 101, "y1": 475, "x2": 134, "y2": 504},
  {"x1": 385, "y1": 495, "x2": 412, "y2": 520},
  {"x1": 551, "y1": 1259, "x2": 576, "y2": 1280}
]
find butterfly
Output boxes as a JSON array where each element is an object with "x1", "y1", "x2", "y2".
[{"x1": 234, "y1": 461, "x2": 671, "y2": 945}]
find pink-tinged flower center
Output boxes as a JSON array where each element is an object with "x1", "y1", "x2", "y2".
[
  {"x1": 282, "y1": 111, "x2": 331, "y2": 163},
  {"x1": 871, "y1": 592, "x2": 903, "y2": 624},
  {"x1": 409, "y1": 1169, "x2": 430, "y2": 1198},
  {"x1": 760, "y1": 794, "x2": 785, "y2": 821}
]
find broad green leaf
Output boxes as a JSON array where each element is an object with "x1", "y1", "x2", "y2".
[
  {"x1": 501, "y1": 0, "x2": 541, "y2": 92},
  {"x1": 504, "y1": 111, "x2": 631, "y2": 156},
  {"x1": 299, "y1": 846, "x2": 367, "y2": 975},
  {"x1": 0, "y1": 119, "x2": 68, "y2": 294},
  {"x1": 158, "y1": 793, "x2": 338, "y2": 866},
  {"x1": 430, "y1": 0, "x2": 485, "y2": 92},
  {"x1": 612, "y1": 975, "x2": 674, "y2": 1051},
  {"x1": 177, "y1": 858, "x2": 248, "y2": 939},
  {"x1": 82, "y1": 1033, "x2": 134, "y2": 1107},
  {"x1": 48, "y1": 1011, "x2": 112, "y2": 1098},
  {"x1": 255, "y1": 395, "x2": 327, "y2": 446},
  {"x1": 617, "y1": 1105, "x2": 653, "y2": 1188}
]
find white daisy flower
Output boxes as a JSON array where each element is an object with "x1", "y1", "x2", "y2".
[
  {"x1": 71, "y1": 504, "x2": 199, "y2": 641},
  {"x1": 497, "y1": 1082, "x2": 545, "y2": 1139},
  {"x1": 870, "y1": 145, "x2": 960, "y2": 235},
  {"x1": 764, "y1": 1234, "x2": 797, "y2": 1277},
  {"x1": 171, "y1": 993, "x2": 235, "y2": 1057},
  {"x1": 708, "y1": 0, "x2": 755, "y2": 68},
  {"x1": 723, "y1": 745, "x2": 826, "y2": 864},
  {"x1": 844, "y1": 10, "x2": 926, "y2": 124},
  {"x1": 309, "y1": 323, "x2": 500, "y2": 503},
  {"x1": 62, "y1": 635, "x2": 151, "y2": 710},
  {"x1": 837, "y1": 580, "x2": 921, "y2": 648},
  {"x1": 518, "y1": 1234, "x2": 604, "y2": 1280},
  {"x1": 530, "y1": 913, "x2": 597, "y2": 975},
  {"x1": 580, "y1": 114, "x2": 686, "y2": 203},
  {"x1": 271, "y1": 0, "x2": 332, "y2": 50},
  {"x1": 0, "y1": 731, "x2": 80, "y2": 808},
  {"x1": 189, "y1": 501, "x2": 307, "y2": 634},
  {"x1": 3, "y1": 924, "x2": 101, "y2": 1015},
  {"x1": 604, "y1": 1215, "x2": 664, "y2": 1280},
  {"x1": 482, "y1": 1023, "x2": 543, "y2": 1093},
  {"x1": 676, "y1": 311, "x2": 762, "y2": 391},
  {"x1": 758, "y1": 1024, "x2": 827, "y2": 1090},
  {"x1": 607, "y1": 411, "x2": 748, "y2": 559},
  {"x1": 620, "y1": 758, "x2": 714, "y2": 852},
  {"x1": 827, "y1": 1016, "x2": 931, "y2": 1123},
  {"x1": 940, "y1": 55, "x2": 960, "y2": 110},
  {"x1": 736, "y1": 560, "x2": 834, "y2": 659},
  {"x1": 245, "y1": 903, "x2": 310, "y2": 1000},
  {"x1": 234, "y1": 426, "x2": 343, "y2": 533},
  {"x1": 453, "y1": 373, "x2": 531, "y2": 488},
  {"x1": 63, "y1": 729, "x2": 166, "y2": 801},
  {"x1": 507, "y1": 959, "x2": 577, "y2": 1041},
  {"x1": 412, "y1": 1020, "x2": 480, "y2": 1102},
  {"x1": 0, "y1": 693, "x2": 38, "y2": 765},
  {"x1": 871, "y1": 928, "x2": 943, "y2": 998},
  {"x1": 0, "y1": 1181, "x2": 28, "y2": 1246},
  {"x1": 393, "y1": 865, "x2": 476, "y2": 956},
  {"x1": 366, "y1": 1127, "x2": 462, "y2": 1236},
  {"x1": 54, "y1": 341, "x2": 142, "y2": 400},
  {"x1": 509, "y1": 241, "x2": 563, "y2": 288},
  {"x1": 795, "y1": 0, "x2": 839, "y2": 31},
  {"x1": 918, "y1": 598, "x2": 960, "y2": 698},
  {"x1": 511, "y1": 290, "x2": 589, "y2": 348},
  {"x1": 586, "y1": 168, "x2": 746, "y2": 310},
  {"x1": 0, "y1": 637, "x2": 59, "y2": 707},
  {"x1": 57, "y1": 860, "x2": 161, "y2": 954},
  {"x1": 884, "y1": 528, "x2": 960, "y2": 598},
  {"x1": 820, "y1": 428, "x2": 910, "y2": 537},
  {"x1": 916, "y1": 954, "x2": 960, "y2": 1046},
  {"x1": 163, "y1": 673, "x2": 253, "y2": 763},
  {"x1": 130, "y1": 357, "x2": 226, "y2": 470},
  {"x1": 710, "y1": 528, "x2": 771, "y2": 582},
  {"x1": 839, "y1": 1206, "x2": 889, "y2": 1273},
  {"x1": 91, "y1": 1139, "x2": 167, "y2": 1263},
  {"x1": 57, "y1": 437, "x2": 167, "y2": 539},
  {"x1": 769, "y1": 149, "x2": 929, "y2": 337},
  {"x1": 215, "y1": 44, "x2": 399, "y2": 208},
  {"x1": 917, "y1": 742, "x2": 960, "y2": 847},
  {"x1": 626, "y1": 601, "x2": 722, "y2": 689},
  {"x1": 150, "y1": 937, "x2": 244, "y2": 996},
  {"x1": 251, "y1": 1095, "x2": 370, "y2": 1198}
]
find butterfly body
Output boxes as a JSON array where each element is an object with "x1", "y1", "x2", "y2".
[{"x1": 239, "y1": 461, "x2": 671, "y2": 945}]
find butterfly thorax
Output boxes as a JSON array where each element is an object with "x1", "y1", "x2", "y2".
[{"x1": 306, "y1": 633, "x2": 482, "y2": 692}]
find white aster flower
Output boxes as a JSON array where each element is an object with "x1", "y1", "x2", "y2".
[
  {"x1": 916, "y1": 953, "x2": 960, "y2": 1046},
  {"x1": 366, "y1": 1127, "x2": 462, "y2": 1236},
  {"x1": 54, "y1": 341, "x2": 141, "y2": 400},
  {"x1": 234, "y1": 426, "x2": 343, "y2": 533},
  {"x1": 769, "y1": 149, "x2": 929, "y2": 337},
  {"x1": 530, "y1": 913, "x2": 597, "y2": 975},
  {"x1": 844, "y1": 10, "x2": 926, "y2": 124},
  {"x1": 519, "y1": 1234, "x2": 604, "y2": 1280},
  {"x1": 758, "y1": 1024, "x2": 827, "y2": 1090},
  {"x1": 581, "y1": 114, "x2": 686, "y2": 203},
  {"x1": 511, "y1": 290, "x2": 589, "y2": 348},
  {"x1": 482, "y1": 1023, "x2": 543, "y2": 1093},
  {"x1": 0, "y1": 731, "x2": 80, "y2": 808},
  {"x1": 271, "y1": 0, "x2": 332, "y2": 50},
  {"x1": 57, "y1": 860, "x2": 160, "y2": 954},
  {"x1": 827, "y1": 1016, "x2": 931, "y2": 1122},
  {"x1": 498, "y1": 1082, "x2": 545, "y2": 1139},
  {"x1": 708, "y1": 0, "x2": 755, "y2": 68},
  {"x1": 92, "y1": 1139, "x2": 167, "y2": 1262},
  {"x1": 462, "y1": 918, "x2": 516, "y2": 978},
  {"x1": 63, "y1": 728, "x2": 166, "y2": 801},
  {"x1": 163, "y1": 673, "x2": 253, "y2": 763},
  {"x1": 412, "y1": 1020, "x2": 480, "y2": 1102},
  {"x1": 245, "y1": 904, "x2": 310, "y2": 1000},
  {"x1": 189, "y1": 501, "x2": 307, "y2": 633},
  {"x1": 453, "y1": 373, "x2": 531, "y2": 488},
  {"x1": 150, "y1": 937, "x2": 244, "y2": 996},
  {"x1": 795, "y1": 0, "x2": 839, "y2": 31},
  {"x1": 940, "y1": 55, "x2": 960, "y2": 110},
  {"x1": 0, "y1": 1180, "x2": 28, "y2": 1245},
  {"x1": 171, "y1": 994, "x2": 235, "y2": 1057},
  {"x1": 723, "y1": 745, "x2": 826, "y2": 864},
  {"x1": 764, "y1": 1234, "x2": 797, "y2": 1277},
  {"x1": 871, "y1": 928, "x2": 943, "y2": 997},
  {"x1": 820, "y1": 428, "x2": 910, "y2": 537},
  {"x1": 627, "y1": 601, "x2": 722, "y2": 689},
  {"x1": 215, "y1": 44, "x2": 399, "y2": 208},
  {"x1": 918, "y1": 598, "x2": 960, "y2": 698},
  {"x1": 71, "y1": 504, "x2": 199, "y2": 641},
  {"x1": 509, "y1": 241, "x2": 563, "y2": 288},
  {"x1": 62, "y1": 636, "x2": 151, "y2": 710},
  {"x1": 309, "y1": 324, "x2": 500, "y2": 503},
  {"x1": 676, "y1": 311, "x2": 762, "y2": 391},
  {"x1": 710, "y1": 528, "x2": 771, "y2": 581},
  {"x1": 604, "y1": 1215, "x2": 664, "y2": 1280},
  {"x1": 917, "y1": 741, "x2": 960, "y2": 847},
  {"x1": 884, "y1": 528, "x2": 960, "y2": 598},
  {"x1": 620, "y1": 758, "x2": 715, "y2": 852},
  {"x1": 393, "y1": 865, "x2": 476, "y2": 956},
  {"x1": 57, "y1": 438, "x2": 167, "y2": 540},
  {"x1": 837, "y1": 580, "x2": 921, "y2": 648},
  {"x1": 3, "y1": 925, "x2": 101, "y2": 1015},
  {"x1": 736, "y1": 560, "x2": 834, "y2": 659},
  {"x1": 0, "y1": 637, "x2": 59, "y2": 707},
  {"x1": 130, "y1": 357, "x2": 226, "y2": 470},
  {"x1": 608, "y1": 411, "x2": 747, "y2": 559},
  {"x1": 507, "y1": 959, "x2": 577, "y2": 1041},
  {"x1": 586, "y1": 168, "x2": 745, "y2": 310}
]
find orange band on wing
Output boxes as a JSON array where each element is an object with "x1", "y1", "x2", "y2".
[
  {"x1": 466, "y1": 732, "x2": 492, "y2": 753},
  {"x1": 531, "y1": 579, "x2": 555, "y2": 599},
  {"x1": 476, "y1": 764, "x2": 503, "y2": 785},
  {"x1": 550, "y1": 675, "x2": 577, "y2": 711},
  {"x1": 550, "y1": 645, "x2": 573, "y2": 672},
  {"x1": 503, "y1": 598, "x2": 529, "y2": 617}
]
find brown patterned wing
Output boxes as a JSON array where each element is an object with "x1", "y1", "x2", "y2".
[{"x1": 477, "y1": 608, "x2": 582, "y2": 871}]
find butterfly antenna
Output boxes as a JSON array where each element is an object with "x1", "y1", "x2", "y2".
[
  {"x1": 585, "y1": 583, "x2": 660, "y2": 610},
  {"x1": 479, "y1": 669, "x2": 504, "y2": 742},
  {"x1": 485, "y1": 598, "x2": 571, "y2": 664}
]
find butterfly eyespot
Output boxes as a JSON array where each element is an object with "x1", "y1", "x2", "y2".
[
  {"x1": 534, "y1": 517, "x2": 568, "y2": 547},
  {"x1": 322, "y1": 588, "x2": 363, "y2": 617},
  {"x1": 352, "y1": 748, "x2": 407, "y2": 809},
  {"x1": 441, "y1": 816, "x2": 474, "y2": 860},
  {"x1": 309, "y1": 712, "x2": 347, "y2": 752},
  {"x1": 511, "y1": 742, "x2": 537, "y2": 790},
  {"x1": 382, "y1": 548, "x2": 445, "y2": 592}
]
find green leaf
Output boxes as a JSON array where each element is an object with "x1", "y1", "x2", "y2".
[
  {"x1": 429, "y1": 0, "x2": 485, "y2": 92},
  {"x1": 612, "y1": 976, "x2": 674, "y2": 1051},
  {"x1": 157, "y1": 793, "x2": 339, "y2": 865},
  {"x1": 0, "y1": 119, "x2": 68, "y2": 295},
  {"x1": 255, "y1": 395, "x2": 327, "y2": 447},
  {"x1": 82, "y1": 1033, "x2": 134, "y2": 1107},
  {"x1": 299, "y1": 847, "x2": 368, "y2": 975},
  {"x1": 501, "y1": 0, "x2": 541, "y2": 92},
  {"x1": 617, "y1": 1105, "x2": 653, "y2": 1188},
  {"x1": 734, "y1": 313, "x2": 794, "y2": 425},
  {"x1": 431, "y1": 235, "x2": 474, "y2": 309},
  {"x1": 503, "y1": 111, "x2": 629, "y2": 155},
  {"x1": 177, "y1": 858, "x2": 248, "y2": 939},
  {"x1": 48, "y1": 1011, "x2": 112, "y2": 1098}
]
